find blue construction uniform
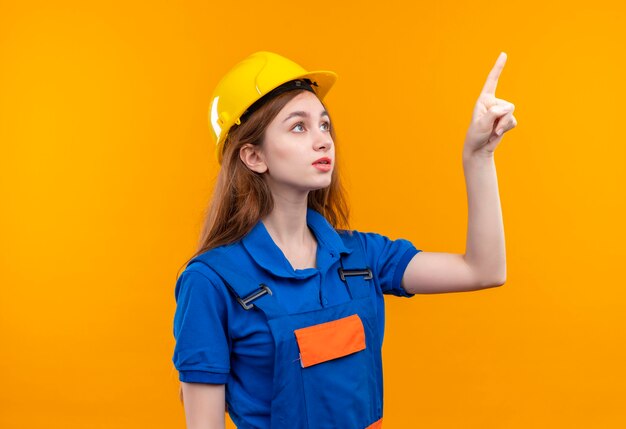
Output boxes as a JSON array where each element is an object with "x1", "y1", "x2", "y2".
[{"x1": 173, "y1": 208, "x2": 421, "y2": 428}]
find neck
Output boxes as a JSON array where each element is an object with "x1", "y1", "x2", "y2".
[{"x1": 261, "y1": 190, "x2": 312, "y2": 249}]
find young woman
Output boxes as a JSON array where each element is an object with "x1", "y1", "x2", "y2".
[{"x1": 172, "y1": 51, "x2": 516, "y2": 429}]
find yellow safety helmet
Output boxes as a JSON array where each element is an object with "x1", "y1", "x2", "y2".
[{"x1": 209, "y1": 51, "x2": 338, "y2": 164}]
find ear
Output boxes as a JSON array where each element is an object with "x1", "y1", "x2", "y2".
[{"x1": 239, "y1": 144, "x2": 268, "y2": 173}]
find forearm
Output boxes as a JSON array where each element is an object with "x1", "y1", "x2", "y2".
[{"x1": 462, "y1": 149, "x2": 506, "y2": 286}]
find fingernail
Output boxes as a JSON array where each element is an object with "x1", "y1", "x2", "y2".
[{"x1": 496, "y1": 129, "x2": 503, "y2": 136}]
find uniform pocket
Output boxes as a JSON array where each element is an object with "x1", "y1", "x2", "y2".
[
  {"x1": 295, "y1": 313, "x2": 375, "y2": 428},
  {"x1": 294, "y1": 314, "x2": 366, "y2": 368}
]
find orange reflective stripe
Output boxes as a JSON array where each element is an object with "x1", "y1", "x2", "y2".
[
  {"x1": 294, "y1": 314, "x2": 366, "y2": 368},
  {"x1": 365, "y1": 417, "x2": 382, "y2": 429}
]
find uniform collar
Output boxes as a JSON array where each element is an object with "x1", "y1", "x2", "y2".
[{"x1": 241, "y1": 208, "x2": 352, "y2": 279}]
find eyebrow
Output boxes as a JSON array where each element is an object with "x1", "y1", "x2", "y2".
[{"x1": 282, "y1": 110, "x2": 329, "y2": 123}]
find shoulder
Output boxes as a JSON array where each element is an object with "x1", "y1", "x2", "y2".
[
  {"x1": 178, "y1": 237, "x2": 261, "y2": 291},
  {"x1": 186, "y1": 241, "x2": 244, "y2": 275},
  {"x1": 338, "y1": 229, "x2": 420, "y2": 297},
  {"x1": 337, "y1": 229, "x2": 416, "y2": 257},
  {"x1": 340, "y1": 228, "x2": 420, "y2": 276},
  {"x1": 175, "y1": 244, "x2": 242, "y2": 300}
]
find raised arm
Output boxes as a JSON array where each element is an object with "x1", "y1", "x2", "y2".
[
  {"x1": 180, "y1": 382, "x2": 226, "y2": 429},
  {"x1": 402, "y1": 52, "x2": 517, "y2": 294}
]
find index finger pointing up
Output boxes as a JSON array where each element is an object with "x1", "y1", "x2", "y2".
[{"x1": 480, "y1": 52, "x2": 507, "y2": 96}]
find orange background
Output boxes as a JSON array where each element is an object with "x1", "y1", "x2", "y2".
[{"x1": 1, "y1": 0, "x2": 625, "y2": 428}]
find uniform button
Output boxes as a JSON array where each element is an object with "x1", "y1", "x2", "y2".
[{"x1": 323, "y1": 298, "x2": 329, "y2": 305}]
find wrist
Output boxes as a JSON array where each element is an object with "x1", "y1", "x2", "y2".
[{"x1": 463, "y1": 147, "x2": 495, "y2": 163}]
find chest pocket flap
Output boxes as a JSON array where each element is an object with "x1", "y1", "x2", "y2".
[{"x1": 294, "y1": 314, "x2": 366, "y2": 368}]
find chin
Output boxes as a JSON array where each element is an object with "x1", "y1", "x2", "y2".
[{"x1": 308, "y1": 180, "x2": 332, "y2": 191}]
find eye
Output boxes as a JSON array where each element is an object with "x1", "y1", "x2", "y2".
[
  {"x1": 291, "y1": 120, "x2": 331, "y2": 133},
  {"x1": 291, "y1": 122, "x2": 305, "y2": 133}
]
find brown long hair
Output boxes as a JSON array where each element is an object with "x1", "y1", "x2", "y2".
[{"x1": 176, "y1": 88, "x2": 350, "y2": 277}]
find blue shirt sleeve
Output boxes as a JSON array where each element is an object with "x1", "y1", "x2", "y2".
[
  {"x1": 172, "y1": 266, "x2": 231, "y2": 384},
  {"x1": 354, "y1": 231, "x2": 421, "y2": 298}
]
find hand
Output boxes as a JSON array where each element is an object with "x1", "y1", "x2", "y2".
[{"x1": 463, "y1": 52, "x2": 517, "y2": 156}]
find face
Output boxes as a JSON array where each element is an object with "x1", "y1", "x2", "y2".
[{"x1": 255, "y1": 91, "x2": 335, "y2": 197}]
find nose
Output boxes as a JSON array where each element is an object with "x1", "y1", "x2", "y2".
[{"x1": 313, "y1": 128, "x2": 333, "y2": 152}]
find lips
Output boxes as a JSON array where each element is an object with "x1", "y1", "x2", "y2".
[
  {"x1": 312, "y1": 157, "x2": 332, "y2": 172},
  {"x1": 312, "y1": 157, "x2": 332, "y2": 166}
]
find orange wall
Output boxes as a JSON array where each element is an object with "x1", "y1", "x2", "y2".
[{"x1": 1, "y1": 0, "x2": 625, "y2": 427}]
